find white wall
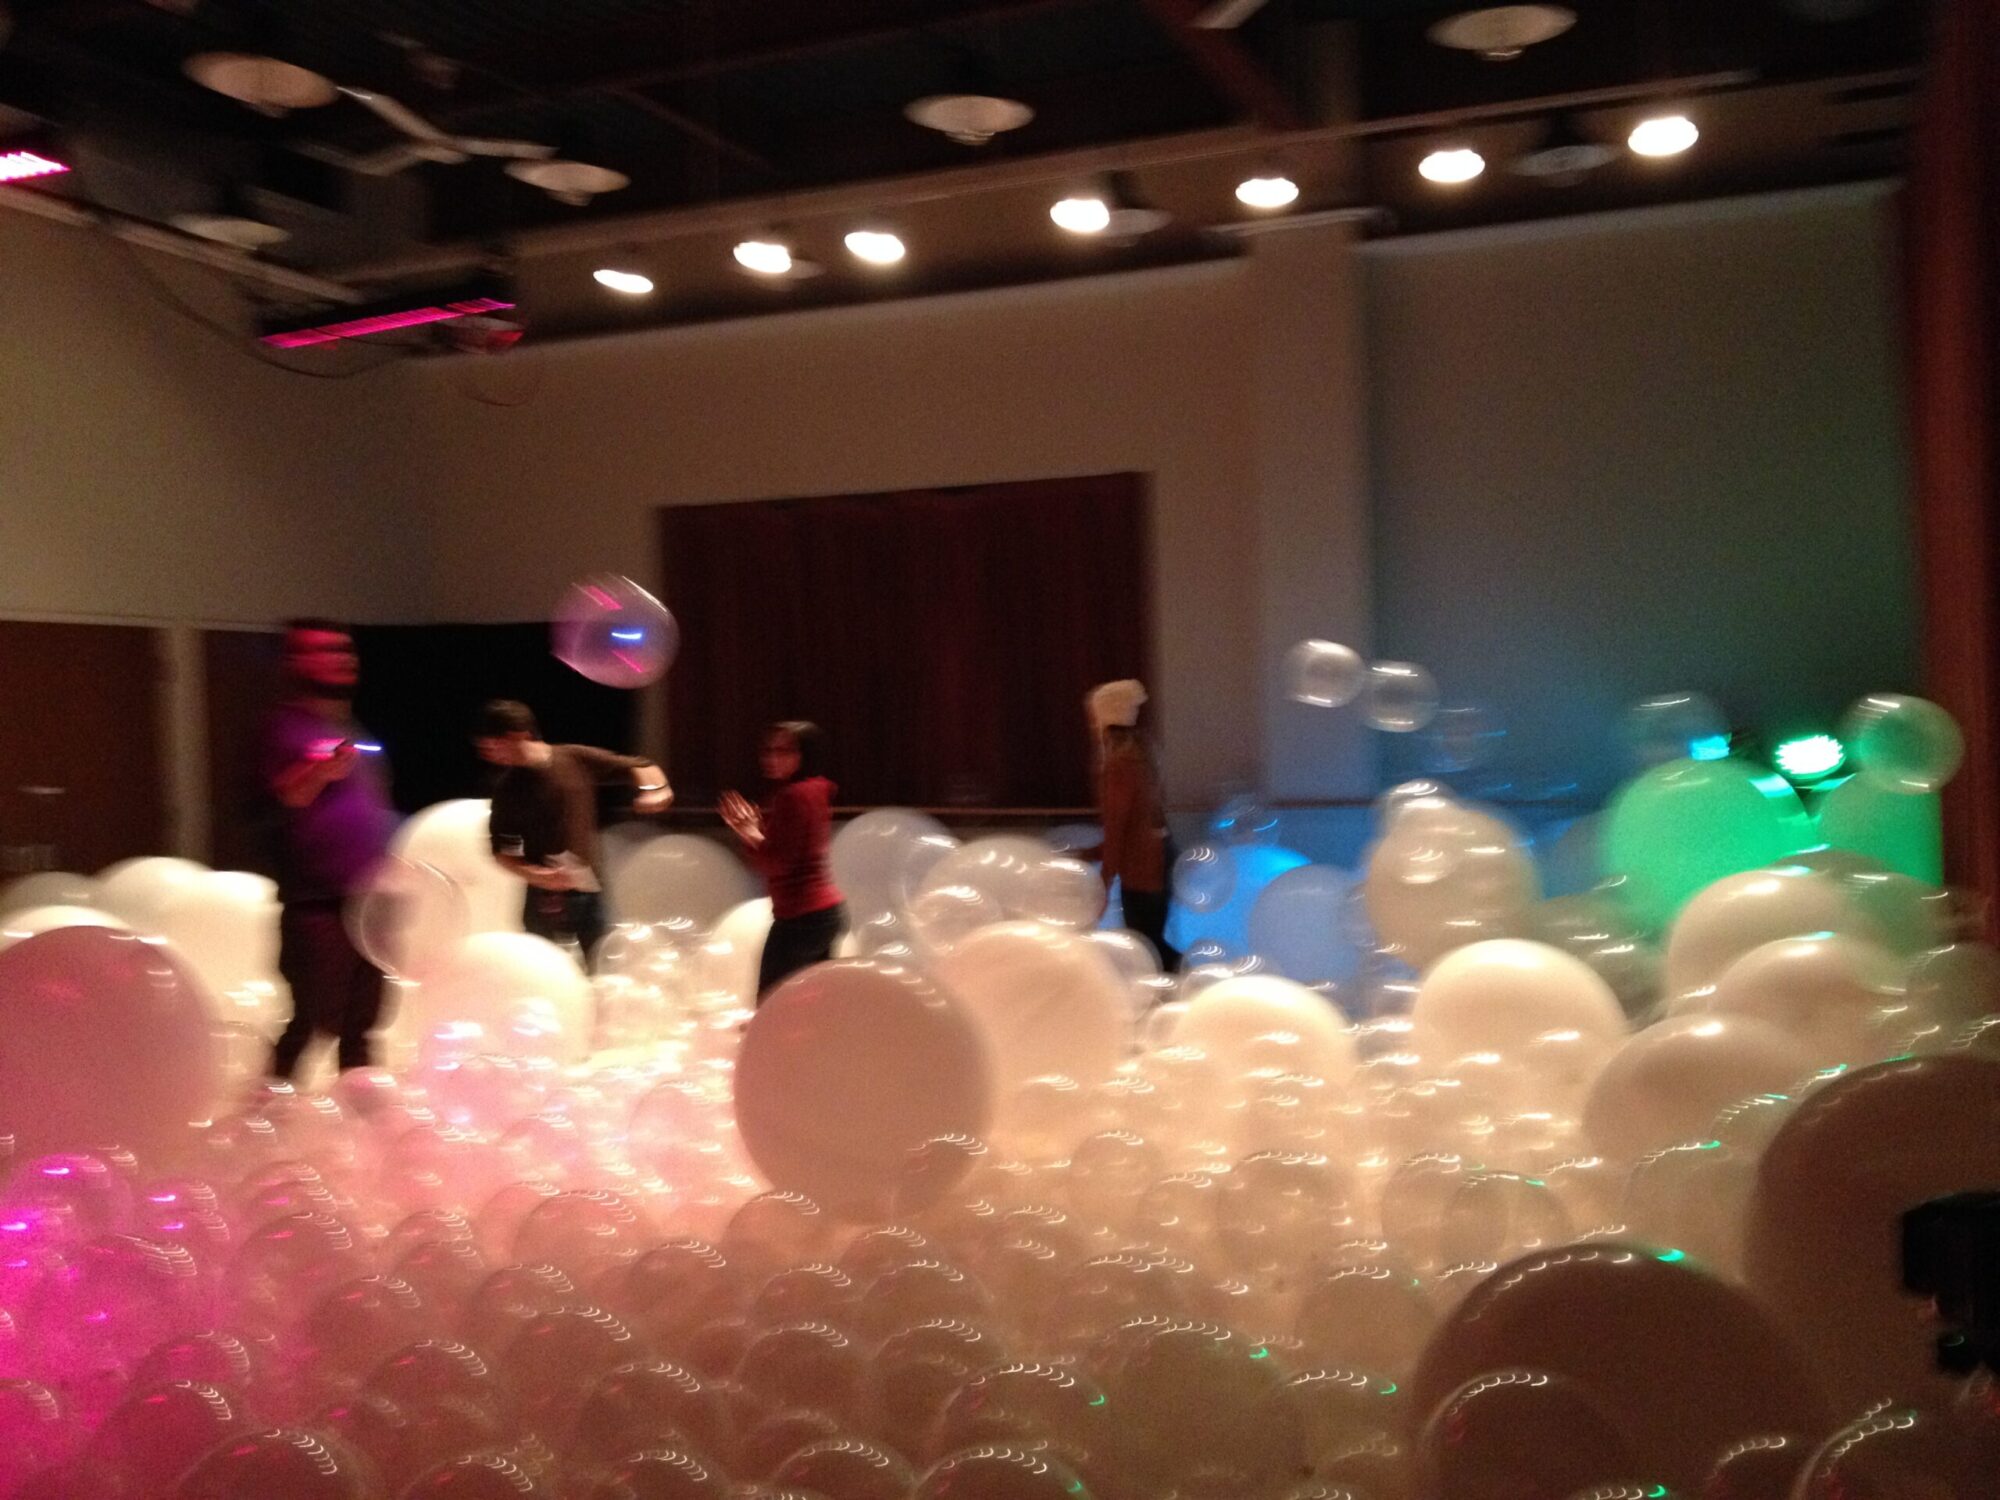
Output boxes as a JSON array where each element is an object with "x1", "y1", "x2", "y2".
[
  {"x1": 0, "y1": 209, "x2": 424, "y2": 629},
  {"x1": 401, "y1": 260, "x2": 1296, "y2": 800},
  {"x1": 1365, "y1": 184, "x2": 1916, "y2": 801}
]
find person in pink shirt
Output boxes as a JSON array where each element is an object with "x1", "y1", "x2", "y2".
[{"x1": 720, "y1": 720, "x2": 847, "y2": 1002}]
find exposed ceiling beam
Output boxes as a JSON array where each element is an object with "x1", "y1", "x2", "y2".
[
  {"x1": 611, "y1": 87, "x2": 780, "y2": 179},
  {"x1": 1135, "y1": 0, "x2": 1302, "y2": 130}
]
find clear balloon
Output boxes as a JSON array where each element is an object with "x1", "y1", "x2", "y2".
[
  {"x1": 831, "y1": 809, "x2": 957, "y2": 919},
  {"x1": 1600, "y1": 759, "x2": 1813, "y2": 932},
  {"x1": 95, "y1": 856, "x2": 209, "y2": 935},
  {"x1": 1362, "y1": 661, "x2": 1440, "y2": 733},
  {"x1": 1624, "y1": 692, "x2": 1729, "y2": 768},
  {"x1": 344, "y1": 856, "x2": 470, "y2": 980},
  {"x1": 1248, "y1": 865, "x2": 1361, "y2": 989},
  {"x1": 1661, "y1": 865, "x2": 1881, "y2": 999},
  {"x1": 1814, "y1": 775, "x2": 1944, "y2": 884},
  {"x1": 735, "y1": 961, "x2": 993, "y2": 1220},
  {"x1": 1423, "y1": 704, "x2": 1506, "y2": 775},
  {"x1": 1364, "y1": 802, "x2": 1539, "y2": 969},
  {"x1": 0, "y1": 903, "x2": 128, "y2": 954},
  {"x1": 1412, "y1": 939, "x2": 1626, "y2": 1059},
  {"x1": 610, "y1": 834, "x2": 761, "y2": 932},
  {"x1": 408, "y1": 931, "x2": 594, "y2": 1065},
  {"x1": 392, "y1": 800, "x2": 525, "y2": 936},
  {"x1": 1174, "y1": 844, "x2": 1238, "y2": 913},
  {"x1": 0, "y1": 871, "x2": 99, "y2": 920},
  {"x1": 1581, "y1": 1013, "x2": 1813, "y2": 1163},
  {"x1": 1840, "y1": 692, "x2": 1964, "y2": 794},
  {"x1": 552, "y1": 573, "x2": 680, "y2": 689},
  {"x1": 1286, "y1": 640, "x2": 1367, "y2": 709},
  {"x1": 1211, "y1": 794, "x2": 1279, "y2": 846}
]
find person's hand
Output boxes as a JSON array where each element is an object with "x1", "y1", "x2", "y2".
[
  {"x1": 719, "y1": 791, "x2": 763, "y2": 846},
  {"x1": 322, "y1": 741, "x2": 360, "y2": 781},
  {"x1": 634, "y1": 783, "x2": 674, "y2": 814},
  {"x1": 519, "y1": 864, "x2": 568, "y2": 891}
]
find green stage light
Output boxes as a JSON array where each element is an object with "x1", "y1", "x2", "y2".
[{"x1": 1774, "y1": 732, "x2": 1846, "y2": 783}]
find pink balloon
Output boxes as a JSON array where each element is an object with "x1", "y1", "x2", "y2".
[{"x1": 0, "y1": 928, "x2": 221, "y2": 1163}]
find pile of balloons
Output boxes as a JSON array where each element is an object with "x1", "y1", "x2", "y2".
[{"x1": 0, "y1": 692, "x2": 1996, "y2": 1500}]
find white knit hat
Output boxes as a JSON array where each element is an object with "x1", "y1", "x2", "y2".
[{"x1": 1088, "y1": 679, "x2": 1149, "y2": 729}]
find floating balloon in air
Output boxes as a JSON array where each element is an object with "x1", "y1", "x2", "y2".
[
  {"x1": 1363, "y1": 661, "x2": 1440, "y2": 732},
  {"x1": 1840, "y1": 692, "x2": 1964, "y2": 793},
  {"x1": 1285, "y1": 639, "x2": 1367, "y2": 708},
  {"x1": 552, "y1": 573, "x2": 680, "y2": 689}
]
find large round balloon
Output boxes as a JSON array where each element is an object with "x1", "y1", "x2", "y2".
[
  {"x1": 156, "y1": 871, "x2": 280, "y2": 999},
  {"x1": 1600, "y1": 759, "x2": 1812, "y2": 932},
  {"x1": 933, "y1": 922, "x2": 1130, "y2": 1118},
  {"x1": 1581, "y1": 1012, "x2": 1813, "y2": 1163},
  {"x1": 1744, "y1": 1053, "x2": 2000, "y2": 1413},
  {"x1": 1408, "y1": 1241, "x2": 1829, "y2": 1490},
  {"x1": 1706, "y1": 932, "x2": 1905, "y2": 1070},
  {"x1": 0, "y1": 926, "x2": 222, "y2": 1160},
  {"x1": 1168, "y1": 843, "x2": 1312, "y2": 958},
  {"x1": 1175, "y1": 974, "x2": 1357, "y2": 1083},
  {"x1": 0, "y1": 903, "x2": 128, "y2": 954},
  {"x1": 392, "y1": 800, "x2": 521, "y2": 934},
  {"x1": 407, "y1": 931, "x2": 594, "y2": 1065},
  {"x1": 701, "y1": 896, "x2": 774, "y2": 1006},
  {"x1": 1841, "y1": 693, "x2": 1964, "y2": 794},
  {"x1": 610, "y1": 834, "x2": 760, "y2": 933},
  {"x1": 551, "y1": 573, "x2": 680, "y2": 690},
  {"x1": 734, "y1": 960, "x2": 993, "y2": 1220},
  {"x1": 1411, "y1": 939, "x2": 1626, "y2": 1060},
  {"x1": 1247, "y1": 864, "x2": 1361, "y2": 988},
  {"x1": 1662, "y1": 865, "x2": 1882, "y2": 999},
  {"x1": 1364, "y1": 801, "x2": 1539, "y2": 969},
  {"x1": 831, "y1": 809, "x2": 956, "y2": 920},
  {"x1": 96, "y1": 856, "x2": 210, "y2": 934}
]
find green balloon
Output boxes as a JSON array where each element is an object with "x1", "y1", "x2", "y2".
[
  {"x1": 1814, "y1": 775, "x2": 1944, "y2": 884},
  {"x1": 1601, "y1": 757, "x2": 1814, "y2": 931}
]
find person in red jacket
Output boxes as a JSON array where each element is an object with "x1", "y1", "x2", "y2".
[{"x1": 720, "y1": 720, "x2": 847, "y2": 1002}]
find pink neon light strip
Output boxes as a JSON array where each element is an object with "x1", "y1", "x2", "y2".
[
  {"x1": 260, "y1": 296, "x2": 516, "y2": 349},
  {"x1": 0, "y1": 151, "x2": 70, "y2": 185}
]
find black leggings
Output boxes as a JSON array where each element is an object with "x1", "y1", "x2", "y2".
[
  {"x1": 273, "y1": 902, "x2": 385, "y2": 1077},
  {"x1": 757, "y1": 904, "x2": 846, "y2": 1003},
  {"x1": 1120, "y1": 887, "x2": 1181, "y2": 973}
]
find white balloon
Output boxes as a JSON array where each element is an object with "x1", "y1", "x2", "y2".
[
  {"x1": 702, "y1": 896, "x2": 773, "y2": 1005},
  {"x1": 1364, "y1": 802, "x2": 1539, "y2": 968},
  {"x1": 1174, "y1": 973, "x2": 1357, "y2": 1083},
  {"x1": 1412, "y1": 939, "x2": 1627, "y2": 1060},
  {"x1": 734, "y1": 959, "x2": 993, "y2": 1220},
  {"x1": 609, "y1": 833, "x2": 759, "y2": 933},
  {"x1": 410, "y1": 931, "x2": 595, "y2": 1064},
  {"x1": 1706, "y1": 931, "x2": 1906, "y2": 1069},
  {"x1": 932, "y1": 920, "x2": 1131, "y2": 1131},
  {"x1": 830, "y1": 809, "x2": 956, "y2": 918},
  {"x1": 393, "y1": 799, "x2": 522, "y2": 934},
  {"x1": 1663, "y1": 865, "x2": 1883, "y2": 998},
  {"x1": 95, "y1": 855, "x2": 210, "y2": 933},
  {"x1": 1582, "y1": 1012, "x2": 1815, "y2": 1162},
  {"x1": 0, "y1": 871, "x2": 98, "y2": 918},
  {"x1": 156, "y1": 870, "x2": 280, "y2": 999},
  {"x1": 915, "y1": 835, "x2": 1059, "y2": 921}
]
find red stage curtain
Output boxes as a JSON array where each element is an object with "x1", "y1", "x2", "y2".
[
  {"x1": 1907, "y1": 0, "x2": 2000, "y2": 931},
  {"x1": 659, "y1": 473, "x2": 1154, "y2": 810}
]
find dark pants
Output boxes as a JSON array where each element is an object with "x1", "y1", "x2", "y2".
[
  {"x1": 524, "y1": 888, "x2": 608, "y2": 968},
  {"x1": 273, "y1": 902, "x2": 385, "y2": 1077},
  {"x1": 757, "y1": 904, "x2": 846, "y2": 1003},
  {"x1": 1120, "y1": 887, "x2": 1181, "y2": 973}
]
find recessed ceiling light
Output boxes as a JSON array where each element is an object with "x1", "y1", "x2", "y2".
[
  {"x1": 1419, "y1": 147, "x2": 1486, "y2": 184},
  {"x1": 1235, "y1": 171, "x2": 1300, "y2": 209},
  {"x1": 1428, "y1": 5, "x2": 1577, "y2": 61},
  {"x1": 1629, "y1": 113, "x2": 1699, "y2": 157},
  {"x1": 733, "y1": 236, "x2": 793, "y2": 275},
  {"x1": 1051, "y1": 194, "x2": 1111, "y2": 234},
  {"x1": 844, "y1": 227, "x2": 906, "y2": 265},
  {"x1": 1511, "y1": 115, "x2": 1617, "y2": 182},
  {"x1": 593, "y1": 267, "x2": 655, "y2": 295},
  {"x1": 505, "y1": 158, "x2": 629, "y2": 206},
  {"x1": 170, "y1": 211, "x2": 290, "y2": 250}
]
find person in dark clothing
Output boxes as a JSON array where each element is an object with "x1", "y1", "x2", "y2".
[
  {"x1": 262, "y1": 619, "x2": 401, "y2": 1078},
  {"x1": 719, "y1": 720, "x2": 846, "y2": 1001},
  {"x1": 1087, "y1": 678, "x2": 1180, "y2": 972},
  {"x1": 474, "y1": 699, "x2": 673, "y2": 965}
]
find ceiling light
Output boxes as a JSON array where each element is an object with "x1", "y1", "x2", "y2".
[
  {"x1": 904, "y1": 93, "x2": 1034, "y2": 146},
  {"x1": 593, "y1": 266, "x2": 655, "y2": 295},
  {"x1": 844, "y1": 227, "x2": 906, "y2": 265},
  {"x1": 1419, "y1": 147, "x2": 1486, "y2": 184},
  {"x1": 1510, "y1": 115, "x2": 1617, "y2": 183},
  {"x1": 1428, "y1": 5, "x2": 1577, "y2": 61},
  {"x1": 1051, "y1": 194, "x2": 1111, "y2": 234},
  {"x1": 1235, "y1": 170, "x2": 1300, "y2": 209},
  {"x1": 505, "y1": 158, "x2": 629, "y2": 206},
  {"x1": 1629, "y1": 113, "x2": 1699, "y2": 157},
  {"x1": 170, "y1": 211, "x2": 290, "y2": 249},
  {"x1": 184, "y1": 52, "x2": 338, "y2": 113},
  {"x1": 734, "y1": 236, "x2": 793, "y2": 275}
]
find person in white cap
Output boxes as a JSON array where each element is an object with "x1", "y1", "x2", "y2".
[{"x1": 1085, "y1": 679, "x2": 1179, "y2": 970}]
